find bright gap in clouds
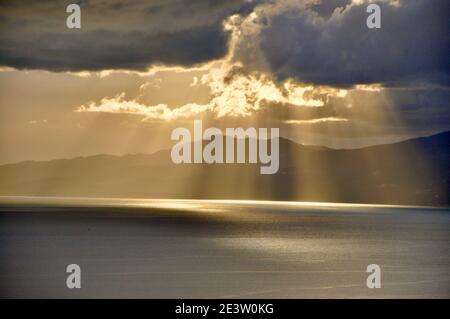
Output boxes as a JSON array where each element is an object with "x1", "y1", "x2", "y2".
[
  {"x1": 73, "y1": 1, "x2": 393, "y2": 123},
  {"x1": 74, "y1": 9, "x2": 331, "y2": 121}
]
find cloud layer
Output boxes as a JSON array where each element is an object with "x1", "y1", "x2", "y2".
[
  {"x1": 258, "y1": 0, "x2": 449, "y2": 86},
  {"x1": 1, "y1": 0, "x2": 448, "y2": 88},
  {"x1": 0, "y1": 0, "x2": 260, "y2": 71}
]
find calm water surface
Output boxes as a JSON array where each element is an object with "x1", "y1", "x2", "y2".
[{"x1": 0, "y1": 197, "x2": 449, "y2": 298}]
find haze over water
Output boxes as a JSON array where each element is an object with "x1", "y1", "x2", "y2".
[{"x1": 0, "y1": 197, "x2": 449, "y2": 298}]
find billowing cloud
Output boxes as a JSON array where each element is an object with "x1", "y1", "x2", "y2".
[
  {"x1": 76, "y1": 63, "x2": 326, "y2": 120},
  {"x1": 0, "y1": 0, "x2": 261, "y2": 72},
  {"x1": 257, "y1": 0, "x2": 449, "y2": 86},
  {"x1": 74, "y1": 0, "x2": 449, "y2": 127},
  {"x1": 2, "y1": 0, "x2": 447, "y2": 88},
  {"x1": 76, "y1": 92, "x2": 212, "y2": 120}
]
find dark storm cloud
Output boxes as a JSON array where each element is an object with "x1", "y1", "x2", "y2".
[
  {"x1": 260, "y1": 0, "x2": 449, "y2": 87},
  {"x1": 0, "y1": 0, "x2": 261, "y2": 72}
]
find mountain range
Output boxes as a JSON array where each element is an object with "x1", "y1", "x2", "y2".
[{"x1": 0, "y1": 131, "x2": 448, "y2": 206}]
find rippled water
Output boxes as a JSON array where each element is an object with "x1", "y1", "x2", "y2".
[{"x1": 0, "y1": 197, "x2": 449, "y2": 298}]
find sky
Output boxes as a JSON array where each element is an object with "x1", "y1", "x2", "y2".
[{"x1": 0, "y1": 0, "x2": 448, "y2": 164}]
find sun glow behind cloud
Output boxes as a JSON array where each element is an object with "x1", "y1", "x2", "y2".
[
  {"x1": 72, "y1": 1, "x2": 398, "y2": 124},
  {"x1": 74, "y1": 9, "x2": 331, "y2": 120}
]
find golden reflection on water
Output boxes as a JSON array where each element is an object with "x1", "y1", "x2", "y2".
[{"x1": 0, "y1": 196, "x2": 440, "y2": 212}]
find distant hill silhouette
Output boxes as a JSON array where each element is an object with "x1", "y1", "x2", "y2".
[{"x1": 0, "y1": 132, "x2": 448, "y2": 205}]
